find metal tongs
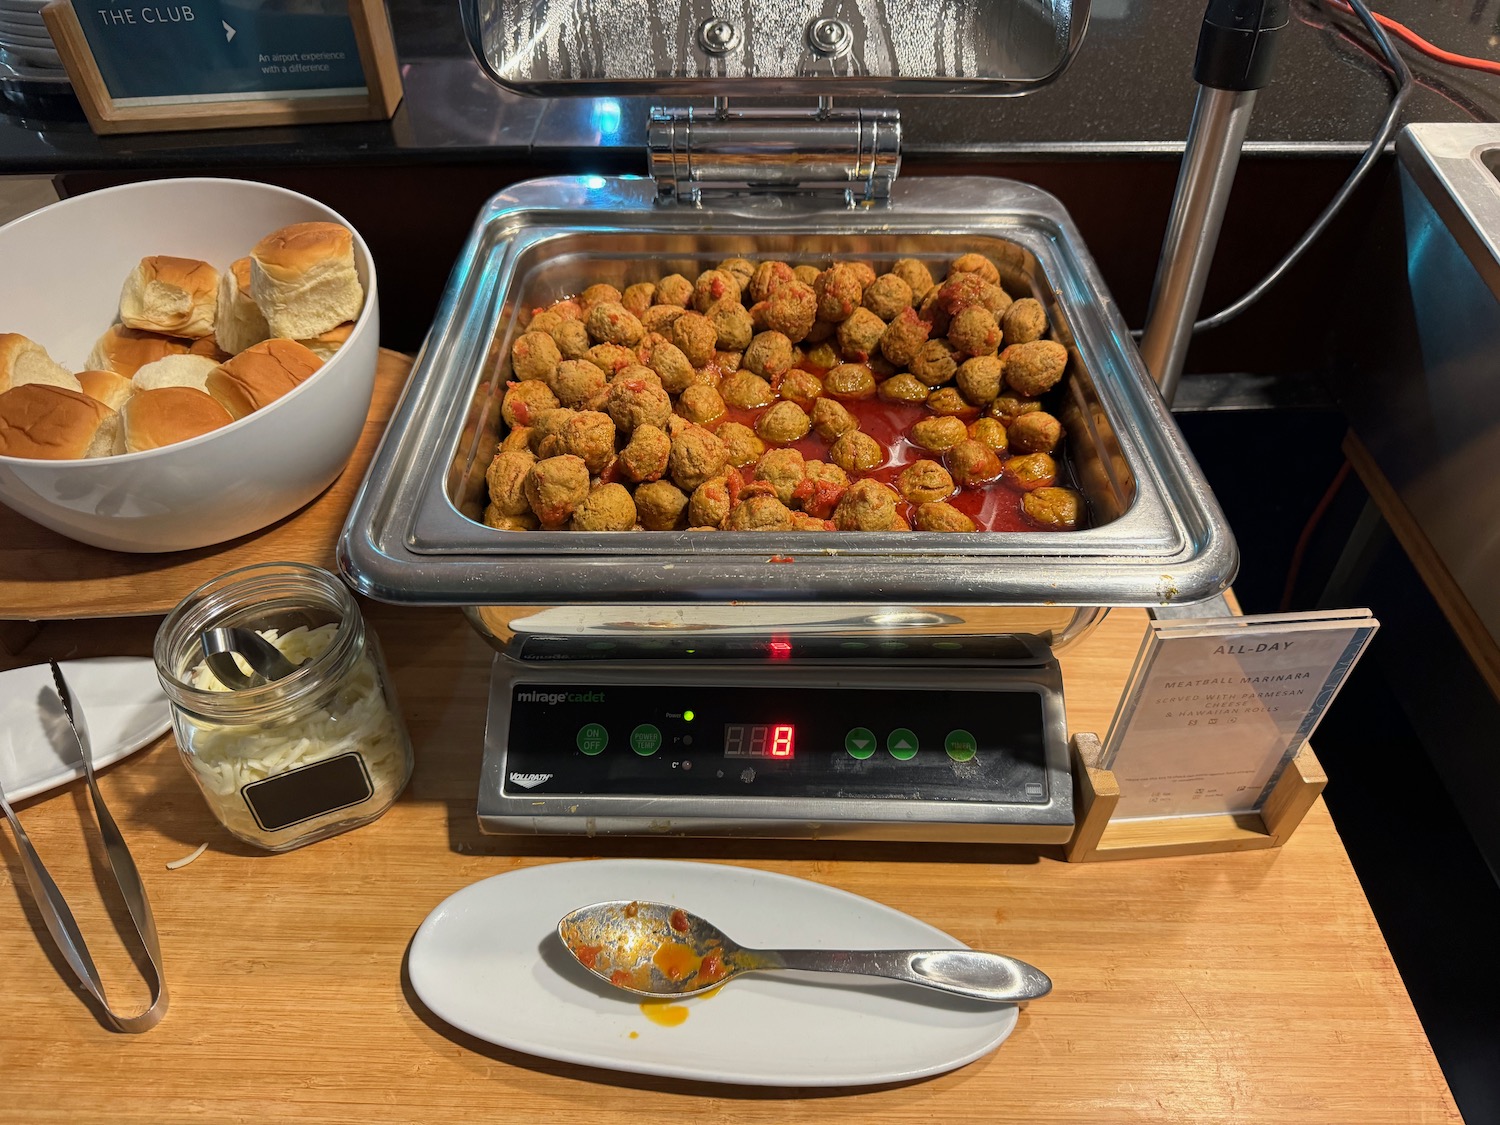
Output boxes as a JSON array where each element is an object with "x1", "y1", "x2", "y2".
[
  {"x1": 0, "y1": 662, "x2": 168, "y2": 1032},
  {"x1": 200, "y1": 626, "x2": 298, "y2": 689}
]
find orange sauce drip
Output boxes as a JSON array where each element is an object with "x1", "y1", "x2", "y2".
[
  {"x1": 651, "y1": 941, "x2": 702, "y2": 983},
  {"x1": 640, "y1": 1000, "x2": 690, "y2": 1027}
]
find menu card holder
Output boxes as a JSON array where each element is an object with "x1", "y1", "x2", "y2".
[
  {"x1": 43, "y1": 0, "x2": 401, "y2": 135},
  {"x1": 1064, "y1": 609, "x2": 1376, "y2": 863}
]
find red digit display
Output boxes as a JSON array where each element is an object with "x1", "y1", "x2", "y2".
[
  {"x1": 771, "y1": 725, "x2": 795, "y2": 758},
  {"x1": 722, "y1": 724, "x2": 796, "y2": 759}
]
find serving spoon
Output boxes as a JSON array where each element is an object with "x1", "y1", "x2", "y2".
[{"x1": 558, "y1": 900, "x2": 1052, "y2": 1004}]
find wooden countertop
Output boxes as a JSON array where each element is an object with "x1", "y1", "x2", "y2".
[{"x1": 0, "y1": 604, "x2": 1459, "y2": 1123}]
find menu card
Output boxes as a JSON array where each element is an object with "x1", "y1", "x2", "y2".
[{"x1": 1102, "y1": 609, "x2": 1377, "y2": 820}]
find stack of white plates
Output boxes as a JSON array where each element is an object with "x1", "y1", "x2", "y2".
[{"x1": 0, "y1": 0, "x2": 64, "y2": 79}]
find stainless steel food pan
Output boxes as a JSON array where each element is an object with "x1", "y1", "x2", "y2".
[{"x1": 339, "y1": 175, "x2": 1236, "y2": 611}]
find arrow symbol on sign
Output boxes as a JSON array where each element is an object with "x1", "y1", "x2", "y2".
[
  {"x1": 222, "y1": 20, "x2": 236, "y2": 41},
  {"x1": 852, "y1": 739, "x2": 870, "y2": 750}
]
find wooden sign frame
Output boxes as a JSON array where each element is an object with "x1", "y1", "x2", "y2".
[{"x1": 42, "y1": 0, "x2": 402, "y2": 135}]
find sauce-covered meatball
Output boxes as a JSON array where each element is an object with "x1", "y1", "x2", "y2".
[
  {"x1": 863, "y1": 273, "x2": 914, "y2": 321},
  {"x1": 949, "y1": 253, "x2": 1000, "y2": 285},
  {"x1": 823, "y1": 363, "x2": 877, "y2": 400},
  {"x1": 948, "y1": 306, "x2": 1002, "y2": 358},
  {"x1": 1022, "y1": 486, "x2": 1083, "y2": 530},
  {"x1": 552, "y1": 358, "x2": 608, "y2": 409},
  {"x1": 754, "y1": 447, "x2": 806, "y2": 505},
  {"x1": 926, "y1": 387, "x2": 978, "y2": 417},
  {"x1": 723, "y1": 492, "x2": 793, "y2": 531},
  {"x1": 688, "y1": 476, "x2": 734, "y2": 528},
  {"x1": 580, "y1": 283, "x2": 622, "y2": 310},
  {"x1": 587, "y1": 343, "x2": 637, "y2": 375},
  {"x1": 910, "y1": 414, "x2": 969, "y2": 452},
  {"x1": 1008, "y1": 410, "x2": 1062, "y2": 454},
  {"x1": 778, "y1": 367, "x2": 824, "y2": 409},
  {"x1": 552, "y1": 319, "x2": 592, "y2": 360},
  {"x1": 799, "y1": 460, "x2": 849, "y2": 518},
  {"x1": 914, "y1": 501, "x2": 976, "y2": 532},
  {"x1": 556, "y1": 410, "x2": 617, "y2": 473},
  {"x1": 676, "y1": 383, "x2": 727, "y2": 426},
  {"x1": 878, "y1": 373, "x2": 930, "y2": 404},
  {"x1": 750, "y1": 260, "x2": 796, "y2": 303},
  {"x1": 756, "y1": 400, "x2": 812, "y2": 445},
  {"x1": 648, "y1": 341, "x2": 696, "y2": 394},
  {"x1": 656, "y1": 274, "x2": 694, "y2": 308},
  {"x1": 717, "y1": 258, "x2": 756, "y2": 290},
  {"x1": 968, "y1": 416, "x2": 1009, "y2": 454},
  {"x1": 485, "y1": 449, "x2": 536, "y2": 517},
  {"x1": 809, "y1": 396, "x2": 858, "y2": 442},
  {"x1": 764, "y1": 281, "x2": 817, "y2": 341},
  {"x1": 744, "y1": 331, "x2": 795, "y2": 380},
  {"x1": 511, "y1": 331, "x2": 561, "y2": 382},
  {"x1": 618, "y1": 424, "x2": 671, "y2": 482},
  {"x1": 671, "y1": 312, "x2": 719, "y2": 367},
  {"x1": 1005, "y1": 452, "x2": 1059, "y2": 491},
  {"x1": 693, "y1": 269, "x2": 742, "y2": 312},
  {"x1": 636, "y1": 480, "x2": 690, "y2": 530},
  {"x1": 706, "y1": 299, "x2": 754, "y2": 351},
  {"x1": 947, "y1": 439, "x2": 1003, "y2": 488},
  {"x1": 720, "y1": 370, "x2": 775, "y2": 409},
  {"x1": 586, "y1": 302, "x2": 645, "y2": 347},
  {"x1": 911, "y1": 339, "x2": 960, "y2": 387},
  {"x1": 891, "y1": 258, "x2": 935, "y2": 297},
  {"x1": 814, "y1": 264, "x2": 865, "y2": 323},
  {"x1": 990, "y1": 393, "x2": 1044, "y2": 425},
  {"x1": 833, "y1": 478, "x2": 901, "y2": 531},
  {"x1": 571, "y1": 483, "x2": 637, "y2": 531},
  {"x1": 525, "y1": 454, "x2": 590, "y2": 527},
  {"x1": 717, "y1": 421, "x2": 765, "y2": 467},
  {"x1": 622, "y1": 282, "x2": 656, "y2": 317},
  {"x1": 898, "y1": 460, "x2": 955, "y2": 505},
  {"x1": 668, "y1": 424, "x2": 729, "y2": 491},
  {"x1": 955, "y1": 355, "x2": 1004, "y2": 405},
  {"x1": 641, "y1": 305, "x2": 686, "y2": 334},
  {"x1": 502, "y1": 380, "x2": 559, "y2": 428},
  {"x1": 1001, "y1": 297, "x2": 1048, "y2": 345},
  {"x1": 880, "y1": 308, "x2": 931, "y2": 368},
  {"x1": 829, "y1": 430, "x2": 885, "y2": 472},
  {"x1": 837, "y1": 308, "x2": 886, "y2": 362},
  {"x1": 1002, "y1": 340, "x2": 1068, "y2": 396}
]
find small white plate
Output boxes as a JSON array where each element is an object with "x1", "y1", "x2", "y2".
[
  {"x1": 0, "y1": 12, "x2": 44, "y2": 28},
  {"x1": 0, "y1": 40, "x2": 56, "y2": 65},
  {"x1": 0, "y1": 658, "x2": 170, "y2": 803},
  {"x1": 409, "y1": 859, "x2": 1020, "y2": 1087},
  {"x1": 0, "y1": 26, "x2": 50, "y2": 44}
]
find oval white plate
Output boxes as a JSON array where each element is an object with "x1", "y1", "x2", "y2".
[
  {"x1": 0, "y1": 658, "x2": 170, "y2": 803},
  {"x1": 409, "y1": 859, "x2": 1020, "y2": 1087}
]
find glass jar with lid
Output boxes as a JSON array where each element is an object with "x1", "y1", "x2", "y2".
[{"x1": 154, "y1": 561, "x2": 413, "y2": 852}]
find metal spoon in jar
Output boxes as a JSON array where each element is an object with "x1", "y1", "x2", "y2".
[
  {"x1": 557, "y1": 900, "x2": 1052, "y2": 1004},
  {"x1": 200, "y1": 627, "x2": 298, "y2": 689}
]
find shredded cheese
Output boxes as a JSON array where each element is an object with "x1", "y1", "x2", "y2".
[{"x1": 165, "y1": 843, "x2": 209, "y2": 870}]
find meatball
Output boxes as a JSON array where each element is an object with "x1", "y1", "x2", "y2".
[
  {"x1": 926, "y1": 387, "x2": 977, "y2": 417},
  {"x1": 809, "y1": 396, "x2": 858, "y2": 442},
  {"x1": 579, "y1": 283, "x2": 622, "y2": 310},
  {"x1": 910, "y1": 414, "x2": 968, "y2": 452},
  {"x1": 636, "y1": 480, "x2": 690, "y2": 530},
  {"x1": 656, "y1": 274, "x2": 694, "y2": 307},
  {"x1": 837, "y1": 308, "x2": 887, "y2": 361},
  {"x1": 1001, "y1": 297, "x2": 1048, "y2": 345},
  {"x1": 500, "y1": 425, "x2": 533, "y2": 453},
  {"x1": 756, "y1": 400, "x2": 812, "y2": 445},
  {"x1": 552, "y1": 319, "x2": 592, "y2": 360},
  {"x1": 621, "y1": 282, "x2": 656, "y2": 318},
  {"x1": 641, "y1": 304, "x2": 686, "y2": 334},
  {"x1": 790, "y1": 512, "x2": 834, "y2": 531},
  {"x1": 546, "y1": 299, "x2": 583, "y2": 321},
  {"x1": 833, "y1": 478, "x2": 901, "y2": 531},
  {"x1": 501, "y1": 379, "x2": 559, "y2": 428},
  {"x1": 551, "y1": 358, "x2": 608, "y2": 409},
  {"x1": 878, "y1": 373, "x2": 930, "y2": 405},
  {"x1": 671, "y1": 312, "x2": 719, "y2": 367},
  {"x1": 1021, "y1": 486, "x2": 1083, "y2": 530},
  {"x1": 891, "y1": 258, "x2": 935, "y2": 297},
  {"x1": 914, "y1": 501, "x2": 976, "y2": 533},
  {"x1": 720, "y1": 370, "x2": 775, "y2": 409},
  {"x1": 718, "y1": 421, "x2": 766, "y2": 467},
  {"x1": 571, "y1": 483, "x2": 637, "y2": 531},
  {"x1": 843, "y1": 260, "x2": 878, "y2": 288},
  {"x1": 716, "y1": 349, "x2": 743, "y2": 374},
  {"x1": 968, "y1": 416, "x2": 1010, "y2": 454},
  {"x1": 677, "y1": 384, "x2": 728, "y2": 426},
  {"x1": 618, "y1": 423, "x2": 672, "y2": 482},
  {"x1": 668, "y1": 424, "x2": 729, "y2": 491},
  {"x1": 586, "y1": 302, "x2": 644, "y2": 347},
  {"x1": 1008, "y1": 411, "x2": 1063, "y2": 454},
  {"x1": 823, "y1": 363, "x2": 877, "y2": 400},
  {"x1": 706, "y1": 299, "x2": 754, "y2": 351},
  {"x1": 587, "y1": 343, "x2": 637, "y2": 375},
  {"x1": 525, "y1": 309, "x2": 564, "y2": 337},
  {"x1": 482, "y1": 508, "x2": 539, "y2": 532},
  {"x1": 529, "y1": 407, "x2": 575, "y2": 456},
  {"x1": 524, "y1": 454, "x2": 590, "y2": 527},
  {"x1": 935, "y1": 272, "x2": 993, "y2": 316},
  {"x1": 880, "y1": 307, "x2": 931, "y2": 368},
  {"x1": 793, "y1": 264, "x2": 821, "y2": 286},
  {"x1": 804, "y1": 319, "x2": 836, "y2": 344},
  {"x1": 718, "y1": 258, "x2": 756, "y2": 290},
  {"x1": 725, "y1": 493, "x2": 795, "y2": 531},
  {"x1": 990, "y1": 393, "x2": 1044, "y2": 425},
  {"x1": 803, "y1": 341, "x2": 840, "y2": 371},
  {"x1": 949, "y1": 253, "x2": 1000, "y2": 285},
  {"x1": 688, "y1": 476, "x2": 733, "y2": 528},
  {"x1": 764, "y1": 281, "x2": 817, "y2": 341},
  {"x1": 511, "y1": 331, "x2": 561, "y2": 382},
  {"x1": 693, "y1": 269, "x2": 742, "y2": 312},
  {"x1": 750, "y1": 260, "x2": 795, "y2": 303},
  {"x1": 605, "y1": 376, "x2": 672, "y2": 433},
  {"x1": 778, "y1": 367, "x2": 824, "y2": 409},
  {"x1": 799, "y1": 460, "x2": 850, "y2": 518},
  {"x1": 955, "y1": 355, "x2": 1004, "y2": 405},
  {"x1": 813, "y1": 264, "x2": 864, "y2": 323},
  {"x1": 1002, "y1": 340, "x2": 1069, "y2": 396},
  {"x1": 911, "y1": 339, "x2": 960, "y2": 387},
  {"x1": 860, "y1": 273, "x2": 913, "y2": 321},
  {"x1": 978, "y1": 282, "x2": 1014, "y2": 317},
  {"x1": 828, "y1": 430, "x2": 885, "y2": 473},
  {"x1": 898, "y1": 460, "x2": 955, "y2": 505},
  {"x1": 1005, "y1": 452, "x2": 1059, "y2": 491},
  {"x1": 946, "y1": 439, "x2": 1003, "y2": 488},
  {"x1": 648, "y1": 341, "x2": 696, "y2": 394},
  {"x1": 948, "y1": 306, "x2": 1002, "y2": 357},
  {"x1": 613, "y1": 361, "x2": 662, "y2": 388},
  {"x1": 744, "y1": 331, "x2": 795, "y2": 380},
  {"x1": 485, "y1": 449, "x2": 536, "y2": 517},
  {"x1": 555, "y1": 411, "x2": 617, "y2": 473},
  {"x1": 754, "y1": 447, "x2": 806, "y2": 505}
]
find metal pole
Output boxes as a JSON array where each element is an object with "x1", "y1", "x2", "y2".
[{"x1": 1138, "y1": 86, "x2": 1256, "y2": 407}]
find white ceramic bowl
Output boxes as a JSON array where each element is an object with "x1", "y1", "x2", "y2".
[{"x1": 0, "y1": 178, "x2": 379, "y2": 552}]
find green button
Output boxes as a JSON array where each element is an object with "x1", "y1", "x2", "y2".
[
  {"x1": 887, "y1": 728, "x2": 919, "y2": 760},
  {"x1": 630, "y1": 724, "x2": 662, "y2": 756},
  {"x1": 945, "y1": 730, "x2": 978, "y2": 762},
  {"x1": 845, "y1": 727, "x2": 877, "y2": 760},
  {"x1": 576, "y1": 723, "x2": 608, "y2": 756}
]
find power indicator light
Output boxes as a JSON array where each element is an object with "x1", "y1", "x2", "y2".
[{"x1": 684, "y1": 710, "x2": 695, "y2": 722}]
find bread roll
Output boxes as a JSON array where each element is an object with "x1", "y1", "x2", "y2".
[
  {"x1": 250, "y1": 222, "x2": 363, "y2": 340},
  {"x1": 205, "y1": 338, "x2": 323, "y2": 420},
  {"x1": 0, "y1": 333, "x2": 82, "y2": 393},
  {"x1": 132, "y1": 353, "x2": 218, "y2": 392},
  {"x1": 0, "y1": 383, "x2": 119, "y2": 460},
  {"x1": 119, "y1": 255, "x2": 219, "y2": 339},
  {"x1": 121, "y1": 386, "x2": 232, "y2": 453},
  {"x1": 77, "y1": 369, "x2": 136, "y2": 413},
  {"x1": 215, "y1": 257, "x2": 272, "y2": 356},
  {"x1": 188, "y1": 334, "x2": 231, "y2": 362},
  {"x1": 297, "y1": 321, "x2": 353, "y2": 362},
  {"x1": 86, "y1": 324, "x2": 190, "y2": 377}
]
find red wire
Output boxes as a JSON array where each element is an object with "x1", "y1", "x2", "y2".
[
  {"x1": 1322, "y1": 0, "x2": 1500, "y2": 77},
  {"x1": 1280, "y1": 459, "x2": 1354, "y2": 613}
]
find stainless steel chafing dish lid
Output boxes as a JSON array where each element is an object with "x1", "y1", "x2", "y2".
[
  {"x1": 461, "y1": 0, "x2": 1089, "y2": 98},
  {"x1": 338, "y1": 176, "x2": 1237, "y2": 608}
]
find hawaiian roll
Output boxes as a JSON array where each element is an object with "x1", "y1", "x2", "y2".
[
  {"x1": 85, "y1": 324, "x2": 189, "y2": 377},
  {"x1": 188, "y1": 335, "x2": 231, "y2": 362},
  {"x1": 132, "y1": 353, "x2": 219, "y2": 393},
  {"x1": 249, "y1": 222, "x2": 363, "y2": 340},
  {"x1": 121, "y1": 386, "x2": 233, "y2": 453},
  {"x1": 0, "y1": 384, "x2": 119, "y2": 459},
  {"x1": 119, "y1": 255, "x2": 219, "y2": 339},
  {"x1": 296, "y1": 321, "x2": 353, "y2": 362},
  {"x1": 76, "y1": 369, "x2": 137, "y2": 413},
  {"x1": 216, "y1": 256, "x2": 271, "y2": 355},
  {"x1": 204, "y1": 338, "x2": 323, "y2": 420},
  {"x1": 0, "y1": 333, "x2": 82, "y2": 393}
]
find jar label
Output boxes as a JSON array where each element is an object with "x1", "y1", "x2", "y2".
[{"x1": 241, "y1": 752, "x2": 375, "y2": 833}]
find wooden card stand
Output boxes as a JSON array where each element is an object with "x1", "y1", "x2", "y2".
[{"x1": 1063, "y1": 732, "x2": 1327, "y2": 863}]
